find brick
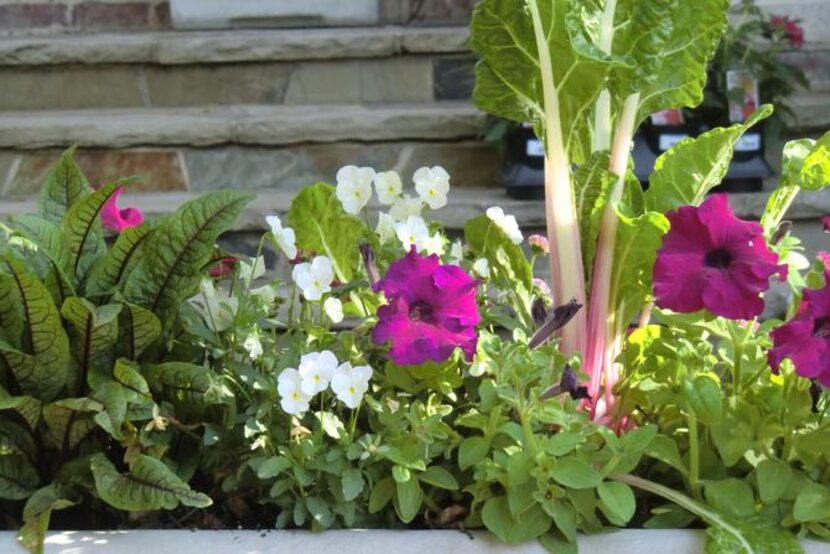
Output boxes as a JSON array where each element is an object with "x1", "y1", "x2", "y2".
[
  {"x1": 0, "y1": 4, "x2": 67, "y2": 30},
  {"x1": 3, "y1": 149, "x2": 188, "y2": 198},
  {"x1": 145, "y1": 63, "x2": 292, "y2": 107},
  {"x1": 0, "y1": 66, "x2": 144, "y2": 111},
  {"x1": 72, "y1": 2, "x2": 150, "y2": 30},
  {"x1": 153, "y1": 1, "x2": 172, "y2": 29}
]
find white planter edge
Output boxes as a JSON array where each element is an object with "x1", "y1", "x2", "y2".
[{"x1": 0, "y1": 529, "x2": 826, "y2": 554}]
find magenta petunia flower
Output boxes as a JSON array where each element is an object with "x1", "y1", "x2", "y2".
[
  {"x1": 372, "y1": 248, "x2": 480, "y2": 365},
  {"x1": 654, "y1": 194, "x2": 786, "y2": 320},
  {"x1": 769, "y1": 262, "x2": 830, "y2": 386},
  {"x1": 101, "y1": 187, "x2": 143, "y2": 232},
  {"x1": 822, "y1": 216, "x2": 830, "y2": 233}
]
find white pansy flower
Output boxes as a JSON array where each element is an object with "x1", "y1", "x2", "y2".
[
  {"x1": 265, "y1": 215, "x2": 297, "y2": 259},
  {"x1": 331, "y1": 362, "x2": 373, "y2": 409},
  {"x1": 394, "y1": 215, "x2": 430, "y2": 252},
  {"x1": 375, "y1": 212, "x2": 396, "y2": 245},
  {"x1": 448, "y1": 241, "x2": 464, "y2": 264},
  {"x1": 373, "y1": 170, "x2": 403, "y2": 205},
  {"x1": 324, "y1": 296, "x2": 344, "y2": 324},
  {"x1": 336, "y1": 165, "x2": 375, "y2": 215},
  {"x1": 195, "y1": 278, "x2": 238, "y2": 332},
  {"x1": 389, "y1": 194, "x2": 424, "y2": 221},
  {"x1": 413, "y1": 166, "x2": 450, "y2": 210},
  {"x1": 473, "y1": 258, "x2": 490, "y2": 278},
  {"x1": 298, "y1": 350, "x2": 338, "y2": 396},
  {"x1": 422, "y1": 232, "x2": 444, "y2": 256},
  {"x1": 238, "y1": 256, "x2": 266, "y2": 283},
  {"x1": 486, "y1": 206, "x2": 524, "y2": 245},
  {"x1": 277, "y1": 368, "x2": 311, "y2": 415},
  {"x1": 292, "y1": 255, "x2": 334, "y2": 301},
  {"x1": 243, "y1": 333, "x2": 264, "y2": 361}
]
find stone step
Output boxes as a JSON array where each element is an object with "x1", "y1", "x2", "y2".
[
  {"x1": 785, "y1": 92, "x2": 830, "y2": 133},
  {"x1": 0, "y1": 27, "x2": 473, "y2": 110},
  {"x1": 0, "y1": 103, "x2": 484, "y2": 149}
]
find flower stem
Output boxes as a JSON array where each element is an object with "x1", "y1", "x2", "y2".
[
  {"x1": 687, "y1": 411, "x2": 701, "y2": 499},
  {"x1": 612, "y1": 473, "x2": 754, "y2": 553}
]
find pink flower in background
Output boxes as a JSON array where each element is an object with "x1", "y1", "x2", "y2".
[
  {"x1": 101, "y1": 187, "x2": 143, "y2": 232},
  {"x1": 372, "y1": 248, "x2": 480, "y2": 365},
  {"x1": 819, "y1": 251, "x2": 830, "y2": 271},
  {"x1": 528, "y1": 234, "x2": 550, "y2": 255},
  {"x1": 770, "y1": 260, "x2": 830, "y2": 386},
  {"x1": 770, "y1": 15, "x2": 805, "y2": 49},
  {"x1": 209, "y1": 257, "x2": 238, "y2": 279},
  {"x1": 822, "y1": 215, "x2": 830, "y2": 233},
  {"x1": 654, "y1": 194, "x2": 786, "y2": 320}
]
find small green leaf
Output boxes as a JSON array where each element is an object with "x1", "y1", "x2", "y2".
[
  {"x1": 91, "y1": 381, "x2": 127, "y2": 440},
  {"x1": 458, "y1": 436, "x2": 490, "y2": 470},
  {"x1": 793, "y1": 484, "x2": 830, "y2": 523},
  {"x1": 418, "y1": 466, "x2": 459, "y2": 491},
  {"x1": 394, "y1": 477, "x2": 423, "y2": 524},
  {"x1": 257, "y1": 456, "x2": 291, "y2": 479},
  {"x1": 551, "y1": 458, "x2": 602, "y2": 489},
  {"x1": 142, "y1": 362, "x2": 232, "y2": 420},
  {"x1": 481, "y1": 495, "x2": 552, "y2": 545},
  {"x1": 597, "y1": 481, "x2": 636, "y2": 524},
  {"x1": 305, "y1": 496, "x2": 334, "y2": 528},
  {"x1": 392, "y1": 465, "x2": 411, "y2": 483},
  {"x1": 369, "y1": 478, "x2": 395, "y2": 514},
  {"x1": 341, "y1": 468, "x2": 364, "y2": 501},
  {"x1": 756, "y1": 460, "x2": 793, "y2": 505},
  {"x1": 683, "y1": 374, "x2": 723, "y2": 425},
  {"x1": 464, "y1": 215, "x2": 532, "y2": 290},
  {"x1": 645, "y1": 434, "x2": 688, "y2": 476},
  {"x1": 704, "y1": 479, "x2": 756, "y2": 519}
]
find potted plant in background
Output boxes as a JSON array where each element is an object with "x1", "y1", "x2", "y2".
[{"x1": 0, "y1": 1, "x2": 829, "y2": 553}]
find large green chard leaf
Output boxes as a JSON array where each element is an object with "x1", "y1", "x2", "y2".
[
  {"x1": 0, "y1": 258, "x2": 71, "y2": 401},
  {"x1": 62, "y1": 181, "x2": 121, "y2": 283},
  {"x1": 634, "y1": 0, "x2": 729, "y2": 119},
  {"x1": 18, "y1": 484, "x2": 79, "y2": 553},
  {"x1": 84, "y1": 223, "x2": 151, "y2": 297},
  {"x1": 464, "y1": 215, "x2": 533, "y2": 290},
  {"x1": 122, "y1": 190, "x2": 252, "y2": 326},
  {"x1": 645, "y1": 107, "x2": 772, "y2": 214},
  {"x1": 116, "y1": 300, "x2": 161, "y2": 360},
  {"x1": 610, "y1": 209, "x2": 670, "y2": 327},
  {"x1": 470, "y1": 0, "x2": 607, "y2": 161},
  {"x1": 91, "y1": 454, "x2": 211, "y2": 511},
  {"x1": 37, "y1": 147, "x2": 91, "y2": 225},
  {"x1": 61, "y1": 298, "x2": 121, "y2": 392},
  {"x1": 141, "y1": 362, "x2": 233, "y2": 420},
  {"x1": 286, "y1": 183, "x2": 372, "y2": 282}
]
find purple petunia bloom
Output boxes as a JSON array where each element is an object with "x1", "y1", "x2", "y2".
[
  {"x1": 822, "y1": 215, "x2": 830, "y2": 233},
  {"x1": 654, "y1": 194, "x2": 786, "y2": 320},
  {"x1": 101, "y1": 187, "x2": 143, "y2": 232},
  {"x1": 372, "y1": 248, "x2": 480, "y2": 365},
  {"x1": 769, "y1": 260, "x2": 830, "y2": 387}
]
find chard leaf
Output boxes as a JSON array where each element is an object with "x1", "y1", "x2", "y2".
[
  {"x1": 122, "y1": 190, "x2": 252, "y2": 327},
  {"x1": 286, "y1": 183, "x2": 372, "y2": 282},
  {"x1": 37, "y1": 147, "x2": 90, "y2": 225},
  {"x1": 91, "y1": 381, "x2": 127, "y2": 440},
  {"x1": 464, "y1": 215, "x2": 532, "y2": 290},
  {"x1": 470, "y1": 0, "x2": 607, "y2": 161},
  {"x1": 112, "y1": 359, "x2": 151, "y2": 404},
  {"x1": 62, "y1": 181, "x2": 122, "y2": 283},
  {"x1": 18, "y1": 484, "x2": 79, "y2": 553},
  {"x1": 645, "y1": 106, "x2": 772, "y2": 214},
  {"x1": 10, "y1": 215, "x2": 77, "y2": 307},
  {"x1": 0, "y1": 258, "x2": 71, "y2": 401},
  {"x1": 84, "y1": 223, "x2": 151, "y2": 297},
  {"x1": 90, "y1": 454, "x2": 212, "y2": 511}
]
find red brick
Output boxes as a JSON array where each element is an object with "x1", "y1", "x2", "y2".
[
  {"x1": 0, "y1": 4, "x2": 67, "y2": 29},
  {"x1": 72, "y1": 2, "x2": 150, "y2": 30}
]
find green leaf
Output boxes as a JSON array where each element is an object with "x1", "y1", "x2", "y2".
[
  {"x1": 540, "y1": 499, "x2": 577, "y2": 541},
  {"x1": 705, "y1": 517, "x2": 804, "y2": 554},
  {"x1": 18, "y1": 484, "x2": 79, "y2": 553},
  {"x1": 91, "y1": 454, "x2": 212, "y2": 511},
  {"x1": 305, "y1": 496, "x2": 334, "y2": 528},
  {"x1": 0, "y1": 257, "x2": 71, "y2": 401},
  {"x1": 645, "y1": 434, "x2": 688, "y2": 476},
  {"x1": 418, "y1": 466, "x2": 459, "y2": 491},
  {"x1": 341, "y1": 468, "x2": 364, "y2": 501},
  {"x1": 481, "y1": 496, "x2": 552, "y2": 545},
  {"x1": 458, "y1": 436, "x2": 490, "y2": 470},
  {"x1": 286, "y1": 183, "x2": 371, "y2": 282},
  {"x1": 369, "y1": 477, "x2": 395, "y2": 514},
  {"x1": 793, "y1": 131, "x2": 830, "y2": 191},
  {"x1": 645, "y1": 107, "x2": 772, "y2": 214},
  {"x1": 470, "y1": 0, "x2": 607, "y2": 161},
  {"x1": 122, "y1": 190, "x2": 253, "y2": 326},
  {"x1": 464, "y1": 215, "x2": 532, "y2": 290},
  {"x1": 755, "y1": 459, "x2": 793, "y2": 505},
  {"x1": 704, "y1": 479, "x2": 756, "y2": 519},
  {"x1": 116, "y1": 300, "x2": 161, "y2": 360},
  {"x1": 62, "y1": 181, "x2": 121, "y2": 282},
  {"x1": 91, "y1": 381, "x2": 127, "y2": 440},
  {"x1": 0, "y1": 454, "x2": 39, "y2": 500},
  {"x1": 12, "y1": 214, "x2": 72, "y2": 273},
  {"x1": 38, "y1": 147, "x2": 91, "y2": 225},
  {"x1": 43, "y1": 397, "x2": 101, "y2": 452},
  {"x1": 141, "y1": 362, "x2": 232, "y2": 419},
  {"x1": 394, "y1": 477, "x2": 423, "y2": 524},
  {"x1": 551, "y1": 458, "x2": 602, "y2": 489},
  {"x1": 112, "y1": 359, "x2": 151, "y2": 402},
  {"x1": 85, "y1": 223, "x2": 151, "y2": 296},
  {"x1": 256, "y1": 456, "x2": 291, "y2": 479},
  {"x1": 683, "y1": 374, "x2": 723, "y2": 425},
  {"x1": 61, "y1": 298, "x2": 120, "y2": 386},
  {"x1": 597, "y1": 481, "x2": 636, "y2": 524},
  {"x1": 0, "y1": 385, "x2": 41, "y2": 430},
  {"x1": 793, "y1": 484, "x2": 830, "y2": 523}
]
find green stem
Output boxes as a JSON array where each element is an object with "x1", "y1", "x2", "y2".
[
  {"x1": 612, "y1": 473, "x2": 755, "y2": 554},
  {"x1": 687, "y1": 411, "x2": 701, "y2": 499}
]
